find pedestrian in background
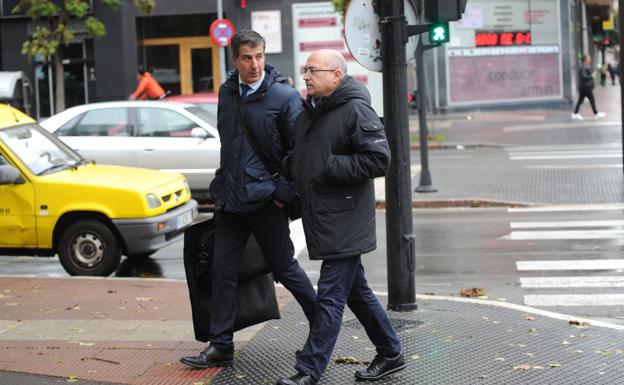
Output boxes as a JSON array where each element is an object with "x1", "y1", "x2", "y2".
[
  {"x1": 607, "y1": 62, "x2": 617, "y2": 85},
  {"x1": 180, "y1": 30, "x2": 317, "y2": 370},
  {"x1": 276, "y1": 49, "x2": 405, "y2": 385},
  {"x1": 572, "y1": 54, "x2": 606, "y2": 120},
  {"x1": 129, "y1": 68, "x2": 167, "y2": 100}
]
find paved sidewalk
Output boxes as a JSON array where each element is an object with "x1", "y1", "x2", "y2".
[{"x1": 1, "y1": 276, "x2": 623, "y2": 385}]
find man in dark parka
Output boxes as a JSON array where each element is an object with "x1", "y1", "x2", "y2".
[
  {"x1": 180, "y1": 30, "x2": 317, "y2": 370},
  {"x1": 276, "y1": 49, "x2": 405, "y2": 385}
]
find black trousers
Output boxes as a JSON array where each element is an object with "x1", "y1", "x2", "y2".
[
  {"x1": 574, "y1": 88, "x2": 598, "y2": 114},
  {"x1": 209, "y1": 203, "x2": 317, "y2": 350}
]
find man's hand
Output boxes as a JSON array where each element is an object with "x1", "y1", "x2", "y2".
[{"x1": 273, "y1": 199, "x2": 284, "y2": 208}]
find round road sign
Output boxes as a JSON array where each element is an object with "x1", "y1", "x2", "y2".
[
  {"x1": 210, "y1": 18, "x2": 236, "y2": 47},
  {"x1": 345, "y1": 0, "x2": 420, "y2": 72}
]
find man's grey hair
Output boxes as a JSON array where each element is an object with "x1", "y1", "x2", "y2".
[{"x1": 231, "y1": 29, "x2": 265, "y2": 57}]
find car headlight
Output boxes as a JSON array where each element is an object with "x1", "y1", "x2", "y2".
[{"x1": 146, "y1": 193, "x2": 162, "y2": 209}]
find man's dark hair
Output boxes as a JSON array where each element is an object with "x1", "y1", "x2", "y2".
[
  {"x1": 138, "y1": 66, "x2": 151, "y2": 76},
  {"x1": 231, "y1": 30, "x2": 265, "y2": 58}
]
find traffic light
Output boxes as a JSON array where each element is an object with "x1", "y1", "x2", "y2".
[
  {"x1": 425, "y1": 0, "x2": 467, "y2": 23},
  {"x1": 429, "y1": 22, "x2": 450, "y2": 45}
]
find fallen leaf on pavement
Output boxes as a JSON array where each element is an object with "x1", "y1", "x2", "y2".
[
  {"x1": 67, "y1": 375, "x2": 78, "y2": 383},
  {"x1": 569, "y1": 320, "x2": 588, "y2": 327},
  {"x1": 548, "y1": 363, "x2": 561, "y2": 368},
  {"x1": 135, "y1": 297, "x2": 155, "y2": 302},
  {"x1": 525, "y1": 316, "x2": 535, "y2": 321},
  {"x1": 334, "y1": 356, "x2": 370, "y2": 365},
  {"x1": 460, "y1": 287, "x2": 486, "y2": 297},
  {"x1": 479, "y1": 374, "x2": 489, "y2": 379},
  {"x1": 495, "y1": 357, "x2": 505, "y2": 362},
  {"x1": 66, "y1": 304, "x2": 80, "y2": 311},
  {"x1": 513, "y1": 364, "x2": 531, "y2": 370}
]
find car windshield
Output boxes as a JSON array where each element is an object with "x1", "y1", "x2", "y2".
[
  {"x1": 0, "y1": 124, "x2": 82, "y2": 175},
  {"x1": 185, "y1": 106, "x2": 217, "y2": 127}
]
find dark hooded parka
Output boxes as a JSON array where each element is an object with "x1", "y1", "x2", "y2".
[{"x1": 286, "y1": 75, "x2": 390, "y2": 260}]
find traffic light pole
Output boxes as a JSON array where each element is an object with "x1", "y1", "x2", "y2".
[
  {"x1": 620, "y1": 0, "x2": 624, "y2": 174},
  {"x1": 414, "y1": 39, "x2": 437, "y2": 193},
  {"x1": 380, "y1": 0, "x2": 417, "y2": 312}
]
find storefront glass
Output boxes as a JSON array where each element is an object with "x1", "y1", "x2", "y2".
[{"x1": 447, "y1": 0, "x2": 562, "y2": 105}]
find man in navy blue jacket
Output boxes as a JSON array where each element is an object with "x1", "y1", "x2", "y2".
[{"x1": 180, "y1": 30, "x2": 316, "y2": 369}]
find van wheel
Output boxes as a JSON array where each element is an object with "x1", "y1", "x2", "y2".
[{"x1": 58, "y1": 220, "x2": 122, "y2": 276}]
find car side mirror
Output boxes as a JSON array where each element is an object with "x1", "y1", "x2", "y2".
[
  {"x1": 191, "y1": 127, "x2": 210, "y2": 138},
  {"x1": 0, "y1": 165, "x2": 25, "y2": 185}
]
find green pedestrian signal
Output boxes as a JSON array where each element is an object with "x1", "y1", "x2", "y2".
[{"x1": 429, "y1": 22, "x2": 450, "y2": 44}]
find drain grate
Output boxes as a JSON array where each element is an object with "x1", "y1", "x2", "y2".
[{"x1": 343, "y1": 317, "x2": 424, "y2": 333}]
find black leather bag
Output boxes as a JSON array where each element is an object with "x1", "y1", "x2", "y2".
[
  {"x1": 286, "y1": 195, "x2": 302, "y2": 220},
  {"x1": 183, "y1": 218, "x2": 280, "y2": 342}
]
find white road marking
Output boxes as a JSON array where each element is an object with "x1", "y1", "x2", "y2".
[
  {"x1": 503, "y1": 120, "x2": 621, "y2": 132},
  {"x1": 517, "y1": 259, "x2": 624, "y2": 271},
  {"x1": 525, "y1": 164, "x2": 622, "y2": 169},
  {"x1": 520, "y1": 276, "x2": 624, "y2": 288},
  {"x1": 510, "y1": 153, "x2": 621, "y2": 160},
  {"x1": 524, "y1": 294, "x2": 624, "y2": 307},
  {"x1": 501, "y1": 229, "x2": 624, "y2": 240},
  {"x1": 510, "y1": 220, "x2": 624, "y2": 229},
  {"x1": 508, "y1": 204, "x2": 624, "y2": 212}
]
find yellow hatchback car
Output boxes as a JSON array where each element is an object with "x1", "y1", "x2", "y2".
[{"x1": 0, "y1": 104, "x2": 198, "y2": 276}]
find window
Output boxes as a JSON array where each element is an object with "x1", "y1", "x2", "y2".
[
  {"x1": 138, "y1": 107, "x2": 197, "y2": 137},
  {"x1": 72, "y1": 108, "x2": 130, "y2": 137}
]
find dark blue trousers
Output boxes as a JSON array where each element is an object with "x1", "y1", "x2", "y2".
[
  {"x1": 210, "y1": 204, "x2": 317, "y2": 350},
  {"x1": 295, "y1": 255, "x2": 402, "y2": 381}
]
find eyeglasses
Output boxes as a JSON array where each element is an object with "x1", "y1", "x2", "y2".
[{"x1": 300, "y1": 67, "x2": 337, "y2": 75}]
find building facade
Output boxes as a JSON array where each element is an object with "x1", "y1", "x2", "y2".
[{"x1": 0, "y1": 0, "x2": 611, "y2": 118}]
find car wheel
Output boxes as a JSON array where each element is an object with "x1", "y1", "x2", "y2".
[{"x1": 58, "y1": 220, "x2": 122, "y2": 276}]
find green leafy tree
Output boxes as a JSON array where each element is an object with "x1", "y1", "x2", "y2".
[
  {"x1": 332, "y1": 0, "x2": 350, "y2": 14},
  {"x1": 14, "y1": 0, "x2": 155, "y2": 113}
]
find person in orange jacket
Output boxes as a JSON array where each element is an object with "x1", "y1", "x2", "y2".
[{"x1": 129, "y1": 68, "x2": 166, "y2": 100}]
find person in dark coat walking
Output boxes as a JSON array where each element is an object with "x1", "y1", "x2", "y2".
[
  {"x1": 180, "y1": 30, "x2": 317, "y2": 369},
  {"x1": 276, "y1": 49, "x2": 405, "y2": 385},
  {"x1": 572, "y1": 54, "x2": 605, "y2": 120}
]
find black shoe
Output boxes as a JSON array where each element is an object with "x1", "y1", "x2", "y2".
[
  {"x1": 180, "y1": 344, "x2": 234, "y2": 369},
  {"x1": 276, "y1": 372, "x2": 317, "y2": 385},
  {"x1": 354, "y1": 353, "x2": 406, "y2": 381}
]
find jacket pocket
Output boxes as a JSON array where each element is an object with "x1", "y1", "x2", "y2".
[
  {"x1": 244, "y1": 166, "x2": 275, "y2": 203},
  {"x1": 315, "y1": 192, "x2": 356, "y2": 214}
]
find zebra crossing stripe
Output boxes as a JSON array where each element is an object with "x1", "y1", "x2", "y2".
[
  {"x1": 520, "y1": 276, "x2": 624, "y2": 288},
  {"x1": 509, "y1": 153, "x2": 621, "y2": 160},
  {"x1": 525, "y1": 294, "x2": 624, "y2": 307},
  {"x1": 517, "y1": 259, "x2": 624, "y2": 271},
  {"x1": 510, "y1": 220, "x2": 624, "y2": 229},
  {"x1": 501, "y1": 229, "x2": 624, "y2": 240},
  {"x1": 508, "y1": 204, "x2": 624, "y2": 212}
]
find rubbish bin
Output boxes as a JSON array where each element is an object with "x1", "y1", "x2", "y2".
[{"x1": 0, "y1": 71, "x2": 32, "y2": 116}]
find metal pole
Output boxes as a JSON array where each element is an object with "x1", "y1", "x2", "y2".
[
  {"x1": 620, "y1": 0, "x2": 624, "y2": 173},
  {"x1": 415, "y1": 39, "x2": 437, "y2": 193},
  {"x1": 381, "y1": 0, "x2": 417, "y2": 312},
  {"x1": 217, "y1": 0, "x2": 227, "y2": 87}
]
